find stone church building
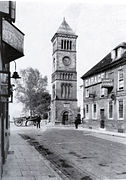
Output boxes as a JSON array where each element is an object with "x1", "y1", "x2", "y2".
[{"x1": 51, "y1": 18, "x2": 78, "y2": 124}]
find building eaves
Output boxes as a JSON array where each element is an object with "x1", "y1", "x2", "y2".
[{"x1": 81, "y1": 51, "x2": 126, "y2": 80}]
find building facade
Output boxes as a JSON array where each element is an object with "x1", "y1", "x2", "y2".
[
  {"x1": 81, "y1": 42, "x2": 126, "y2": 133},
  {"x1": 51, "y1": 18, "x2": 78, "y2": 124},
  {"x1": 0, "y1": 2, "x2": 24, "y2": 177}
]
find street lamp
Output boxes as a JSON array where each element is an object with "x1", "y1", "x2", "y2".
[{"x1": 11, "y1": 61, "x2": 21, "y2": 79}]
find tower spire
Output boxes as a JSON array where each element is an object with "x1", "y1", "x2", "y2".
[{"x1": 56, "y1": 18, "x2": 75, "y2": 35}]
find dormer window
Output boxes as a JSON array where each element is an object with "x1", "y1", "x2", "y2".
[
  {"x1": 111, "y1": 43, "x2": 126, "y2": 61},
  {"x1": 111, "y1": 49, "x2": 118, "y2": 61},
  {"x1": 118, "y1": 47, "x2": 123, "y2": 59},
  {"x1": 111, "y1": 50, "x2": 116, "y2": 60}
]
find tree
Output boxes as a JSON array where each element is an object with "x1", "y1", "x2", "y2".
[{"x1": 14, "y1": 67, "x2": 51, "y2": 116}]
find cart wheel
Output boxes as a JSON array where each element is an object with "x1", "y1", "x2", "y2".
[{"x1": 14, "y1": 119, "x2": 23, "y2": 127}]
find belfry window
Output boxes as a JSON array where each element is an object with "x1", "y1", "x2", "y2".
[
  {"x1": 64, "y1": 40, "x2": 66, "y2": 49},
  {"x1": 61, "y1": 40, "x2": 63, "y2": 49},
  {"x1": 67, "y1": 41, "x2": 69, "y2": 50},
  {"x1": 61, "y1": 39, "x2": 72, "y2": 50},
  {"x1": 70, "y1": 41, "x2": 72, "y2": 50}
]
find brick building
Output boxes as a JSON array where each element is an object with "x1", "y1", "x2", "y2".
[
  {"x1": 51, "y1": 18, "x2": 78, "y2": 124},
  {"x1": 81, "y1": 42, "x2": 126, "y2": 133}
]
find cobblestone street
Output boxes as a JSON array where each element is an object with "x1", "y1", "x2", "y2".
[{"x1": 6, "y1": 123, "x2": 126, "y2": 180}]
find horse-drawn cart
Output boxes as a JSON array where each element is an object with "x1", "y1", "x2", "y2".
[{"x1": 13, "y1": 116, "x2": 39, "y2": 127}]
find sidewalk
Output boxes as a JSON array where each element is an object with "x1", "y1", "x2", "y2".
[
  {"x1": 52, "y1": 124, "x2": 126, "y2": 145},
  {"x1": 54, "y1": 124, "x2": 126, "y2": 138},
  {"x1": 2, "y1": 124, "x2": 62, "y2": 180},
  {"x1": 80, "y1": 126, "x2": 126, "y2": 137}
]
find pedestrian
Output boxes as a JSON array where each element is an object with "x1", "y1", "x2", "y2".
[
  {"x1": 74, "y1": 117, "x2": 79, "y2": 129},
  {"x1": 36, "y1": 115, "x2": 41, "y2": 128},
  {"x1": 74, "y1": 114, "x2": 81, "y2": 129}
]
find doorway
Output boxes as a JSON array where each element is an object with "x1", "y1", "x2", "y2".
[
  {"x1": 62, "y1": 111, "x2": 69, "y2": 125},
  {"x1": 100, "y1": 109, "x2": 105, "y2": 128}
]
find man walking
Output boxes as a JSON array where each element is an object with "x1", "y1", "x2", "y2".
[{"x1": 36, "y1": 115, "x2": 41, "y2": 128}]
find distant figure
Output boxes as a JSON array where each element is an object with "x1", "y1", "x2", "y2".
[
  {"x1": 25, "y1": 116, "x2": 30, "y2": 126},
  {"x1": 74, "y1": 114, "x2": 81, "y2": 129},
  {"x1": 74, "y1": 117, "x2": 79, "y2": 129},
  {"x1": 36, "y1": 115, "x2": 41, "y2": 128}
]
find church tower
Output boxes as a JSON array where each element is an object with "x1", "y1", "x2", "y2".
[{"x1": 51, "y1": 18, "x2": 78, "y2": 124}]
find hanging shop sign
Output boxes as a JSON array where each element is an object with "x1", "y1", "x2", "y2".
[
  {"x1": 2, "y1": 19, "x2": 24, "y2": 63},
  {"x1": 2, "y1": 19, "x2": 24, "y2": 53},
  {"x1": 0, "y1": 71, "x2": 10, "y2": 97},
  {"x1": 102, "y1": 78, "x2": 114, "y2": 88}
]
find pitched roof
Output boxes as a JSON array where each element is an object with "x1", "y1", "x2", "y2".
[
  {"x1": 81, "y1": 43, "x2": 126, "y2": 80},
  {"x1": 56, "y1": 18, "x2": 75, "y2": 35}
]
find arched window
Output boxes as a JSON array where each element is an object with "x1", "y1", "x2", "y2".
[
  {"x1": 71, "y1": 73, "x2": 73, "y2": 79},
  {"x1": 52, "y1": 84, "x2": 55, "y2": 99},
  {"x1": 61, "y1": 83, "x2": 63, "y2": 97},
  {"x1": 67, "y1": 40, "x2": 69, "y2": 50},
  {"x1": 62, "y1": 73, "x2": 64, "y2": 79},
  {"x1": 53, "y1": 58, "x2": 55, "y2": 69},
  {"x1": 70, "y1": 41, "x2": 72, "y2": 50},
  {"x1": 65, "y1": 73, "x2": 67, "y2": 79},
  {"x1": 64, "y1": 40, "x2": 66, "y2": 49},
  {"x1": 61, "y1": 40, "x2": 63, "y2": 49},
  {"x1": 60, "y1": 73, "x2": 62, "y2": 79},
  {"x1": 68, "y1": 73, "x2": 70, "y2": 79}
]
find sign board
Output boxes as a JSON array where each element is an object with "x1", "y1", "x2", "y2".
[
  {"x1": 102, "y1": 78, "x2": 113, "y2": 88},
  {"x1": 0, "y1": 1, "x2": 16, "y2": 22},
  {"x1": 2, "y1": 19, "x2": 24, "y2": 53},
  {"x1": 63, "y1": 103, "x2": 70, "y2": 108},
  {"x1": 0, "y1": 71, "x2": 10, "y2": 97}
]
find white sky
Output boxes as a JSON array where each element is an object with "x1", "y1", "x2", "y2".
[{"x1": 10, "y1": 0, "x2": 126, "y2": 117}]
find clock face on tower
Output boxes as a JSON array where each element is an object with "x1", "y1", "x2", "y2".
[{"x1": 62, "y1": 56, "x2": 71, "y2": 66}]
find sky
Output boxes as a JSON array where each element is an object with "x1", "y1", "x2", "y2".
[{"x1": 10, "y1": 0, "x2": 126, "y2": 118}]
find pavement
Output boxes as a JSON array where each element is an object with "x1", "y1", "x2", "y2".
[
  {"x1": 2, "y1": 121, "x2": 126, "y2": 180},
  {"x1": 1, "y1": 122, "x2": 63, "y2": 180}
]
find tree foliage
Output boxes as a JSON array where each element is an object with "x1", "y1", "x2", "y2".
[{"x1": 14, "y1": 67, "x2": 51, "y2": 115}]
